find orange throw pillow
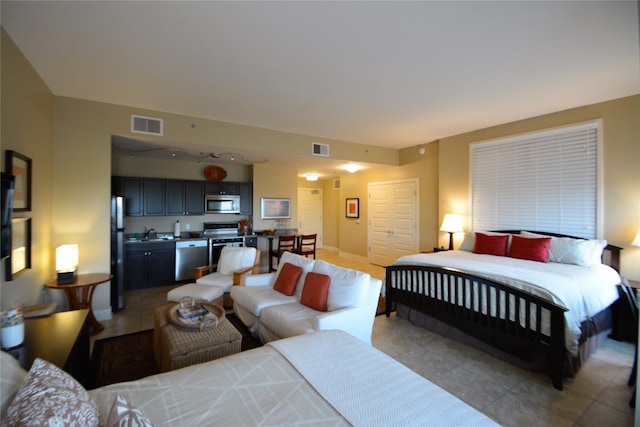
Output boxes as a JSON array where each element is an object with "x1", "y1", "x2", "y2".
[
  {"x1": 273, "y1": 263, "x2": 302, "y2": 296},
  {"x1": 300, "y1": 272, "x2": 331, "y2": 312}
]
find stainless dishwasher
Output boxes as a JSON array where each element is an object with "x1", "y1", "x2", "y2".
[{"x1": 175, "y1": 239, "x2": 209, "y2": 281}]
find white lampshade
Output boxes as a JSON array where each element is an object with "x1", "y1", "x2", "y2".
[
  {"x1": 440, "y1": 214, "x2": 464, "y2": 233},
  {"x1": 632, "y1": 227, "x2": 640, "y2": 247},
  {"x1": 56, "y1": 244, "x2": 78, "y2": 272}
]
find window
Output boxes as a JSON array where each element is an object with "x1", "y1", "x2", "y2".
[{"x1": 470, "y1": 121, "x2": 601, "y2": 239}]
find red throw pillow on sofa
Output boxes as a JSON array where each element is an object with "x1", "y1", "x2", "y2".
[
  {"x1": 273, "y1": 263, "x2": 302, "y2": 296},
  {"x1": 473, "y1": 232, "x2": 509, "y2": 256},
  {"x1": 300, "y1": 272, "x2": 331, "y2": 312},
  {"x1": 509, "y1": 235, "x2": 552, "y2": 263}
]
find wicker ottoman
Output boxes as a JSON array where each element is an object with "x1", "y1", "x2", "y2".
[{"x1": 153, "y1": 304, "x2": 242, "y2": 372}]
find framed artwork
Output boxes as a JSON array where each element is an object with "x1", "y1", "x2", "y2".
[
  {"x1": 261, "y1": 198, "x2": 291, "y2": 219},
  {"x1": 5, "y1": 217, "x2": 31, "y2": 281},
  {"x1": 5, "y1": 150, "x2": 32, "y2": 212},
  {"x1": 346, "y1": 198, "x2": 359, "y2": 218}
]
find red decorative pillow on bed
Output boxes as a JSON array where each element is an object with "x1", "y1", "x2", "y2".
[
  {"x1": 300, "y1": 272, "x2": 331, "y2": 311},
  {"x1": 473, "y1": 232, "x2": 509, "y2": 256},
  {"x1": 273, "y1": 263, "x2": 302, "y2": 296},
  {"x1": 509, "y1": 235, "x2": 552, "y2": 263}
]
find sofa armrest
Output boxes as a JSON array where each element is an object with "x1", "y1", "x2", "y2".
[
  {"x1": 194, "y1": 263, "x2": 219, "y2": 280},
  {"x1": 232, "y1": 263, "x2": 261, "y2": 285},
  {"x1": 314, "y1": 305, "x2": 375, "y2": 345},
  {"x1": 242, "y1": 272, "x2": 275, "y2": 287}
]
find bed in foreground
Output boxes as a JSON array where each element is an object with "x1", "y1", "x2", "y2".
[
  {"x1": 2, "y1": 329, "x2": 498, "y2": 426},
  {"x1": 385, "y1": 231, "x2": 623, "y2": 390}
]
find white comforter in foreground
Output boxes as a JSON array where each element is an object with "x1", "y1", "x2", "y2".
[
  {"x1": 391, "y1": 251, "x2": 621, "y2": 355},
  {"x1": 89, "y1": 330, "x2": 498, "y2": 426}
]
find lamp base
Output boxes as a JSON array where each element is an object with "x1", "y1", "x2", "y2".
[{"x1": 57, "y1": 270, "x2": 77, "y2": 284}]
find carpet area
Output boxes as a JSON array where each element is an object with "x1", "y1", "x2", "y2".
[{"x1": 88, "y1": 314, "x2": 260, "y2": 389}]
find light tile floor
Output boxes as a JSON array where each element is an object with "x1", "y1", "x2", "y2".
[{"x1": 92, "y1": 249, "x2": 636, "y2": 426}]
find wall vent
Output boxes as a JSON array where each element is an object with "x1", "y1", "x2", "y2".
[
  {"x1": 333, "y1": 179, "x2": 340, "y2": 190},
  {"x1": 312, "y1": 142, "x2": 329, "y2": 157},
  {"x1": 131, "y1": 115, "x2": 164, "y2": 136}
]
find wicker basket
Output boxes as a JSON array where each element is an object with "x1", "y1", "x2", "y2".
[{"x1": 168, "y1": 297, "x2": 225, "y2": 332}]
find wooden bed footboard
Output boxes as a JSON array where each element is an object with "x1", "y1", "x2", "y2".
[{"x1": 385, "y1": 265, "x2": 568, "y2": 390}]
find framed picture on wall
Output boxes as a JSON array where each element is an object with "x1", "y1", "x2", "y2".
[
  {"x1": 346, "y1": 198, "x2": 359, "y2": 218},
  {"x1": 5, "y1": 150, "x2": 32, "y2": 212},
  {"x1": 261, "y1": 198, "x2": 291, "y2": 219},
  {"x1": 5, "y1": 217, "x2": 31, "y2": 281}
]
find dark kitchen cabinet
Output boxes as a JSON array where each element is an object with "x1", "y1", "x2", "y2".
[
  {"x1": 185, "y1": 180, "x2": 204, "y2": 215},
  {"x1": 205, "y1": 181, "x2": 240, "y2": 195},
  {"x1": 112, "y1": 177, "x2": 143, "y2": 216},
  {"x1": 165, "y1": 180, "x2": 185, "y2": 215},
  {"x1": 124, "y1": 241, "x2": 175, "y2": 290},
  {"x1": 143, "y1": 179, "x2": 165, "y2": 216},
  {"x1": 239, "y1": 182, "x2": 253, "y2": 214}
]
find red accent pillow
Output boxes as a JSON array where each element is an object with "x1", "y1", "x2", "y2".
[
  {"x1": 509, "y1": 235, "x2": 552, "y2": 263},
  {"x1": 273, "y1": 263, "x2": 302, "y2": 296},
  {"x1": 300, "y1": 272, "x2": 331, "y2": 312},
  {"x1": 473, "y1": 232, "x2": 509, "y2": 256}
]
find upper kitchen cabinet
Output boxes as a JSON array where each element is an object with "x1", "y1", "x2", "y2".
[
  {"x1": 165, "y1": 180, "x2": 185, "y2": 216},
  {"x1": 239, "y1": 182, "x2": 252, "y2": 214},
  {"x1": 143, "y1": 178, "x2": 165, "y2": 216},
  {"x1": 112, "y1": 176, "x2": 143, "y2": 216},
  {"x1": 184, "y1": 181, "x2": 204, "y2": 215},
  {"x1": 205, "y1": 182, "x2": 239, "y2": 195}
]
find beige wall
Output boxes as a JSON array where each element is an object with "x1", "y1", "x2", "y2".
[
  {"x1": 436, "y1": 95, "x2": 640, "y2": 280},
  {"x1": 1, "y1": 30, "x2": 55, "y2": 310}
]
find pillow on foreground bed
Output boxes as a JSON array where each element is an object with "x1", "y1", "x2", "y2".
[
  {"x1": 107, "y1": 394, "x2": 153, "y2": 427},
  {"x1": 509, "y1": 234, "x2": 552, "y2": 263},
  {"x1": 4, "y1": 358, "x2": 99, "y2": 426},
  {"x1": 473, "y1": 232, "x2": 509, "y2": 256},
  {"x1": 521, "y1": 231, "x2": 607, "y2": 266}
]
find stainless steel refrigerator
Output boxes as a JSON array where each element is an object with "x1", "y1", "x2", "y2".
[{"x1": 110, "y1": 195, "x2": 125, "y2": 311}]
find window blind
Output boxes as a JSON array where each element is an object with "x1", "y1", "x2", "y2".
[{"x1": 470, "y1": 121, "x2": 600, "y2": 239}]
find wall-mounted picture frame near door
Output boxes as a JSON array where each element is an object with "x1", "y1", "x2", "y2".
[
  {"x1": 5, "y1": 150, "x2": 32, "y2": 212},
  {"x1": 346, "y1": 198, "x2": 359, "y2": 218},
  {"x1": 5, "y1": 217, "x2": 31, "y2": 281},
  {"x1": 261, "y1": 198, "x2": 291, "y2": 219}
]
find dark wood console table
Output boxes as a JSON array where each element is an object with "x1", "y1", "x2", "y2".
[
  {"x1": 4, "y1": 309, "x2": 90, "y2": 386},
  {"x1": 45, "y1": 273, "x2": 112, "y2": 335}
]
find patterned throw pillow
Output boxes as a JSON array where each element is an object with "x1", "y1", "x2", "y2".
[
  {"x1": 107, "y1": 394, "x2": 153, "y2": 427},
  {"x1": 4, "y1": 358, "x2": 99, "y2": 426}
]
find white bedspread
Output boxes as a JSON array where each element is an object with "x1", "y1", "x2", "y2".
[
  {"x1": 391, "y1": 251, "x2": 621, "y2": 355},
  {"x1": 89, "y1": 330, "x2": 498, "y2": 426}
]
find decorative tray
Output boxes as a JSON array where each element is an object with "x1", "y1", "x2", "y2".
[
  {"x1": 168, "y1": 298, "x2": 225, "y2": 331},
  {"x1": 204, "y1": 165, "x2": 227, "y2": 181}
]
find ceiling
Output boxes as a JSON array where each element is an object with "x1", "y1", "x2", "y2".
[{"x1": 2, "y1": 1, "x2": 639, "y2": 177}]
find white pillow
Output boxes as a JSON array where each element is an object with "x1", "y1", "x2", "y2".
[
  {"x1": 521, "y1": 231, "x2": 607, "y2": 266},
  {"x1": 1, "y1": 351, "x2": 27, "y2": 419},
  {"x1": 217, "y1": 246, "x2": 245, "y2": 275},
  {"x1": 312, "y1": 260, "x2": 370, "y2": 311},
  {"x1": 276, "y1": 251, "x2": 317, "y2": 295}
]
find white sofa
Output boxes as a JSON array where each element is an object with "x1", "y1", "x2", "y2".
[{"x1": 230, "y1": 251, "x2": 382, "y2": 345}]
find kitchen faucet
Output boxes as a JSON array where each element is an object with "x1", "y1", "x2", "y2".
[{"x1": 143, "y1": 227, "x2": 155, "y2": 240}]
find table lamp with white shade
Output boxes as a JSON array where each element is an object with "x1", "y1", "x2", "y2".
[
  {"x1": 440, "y1": 214, "x2": 464, "y2": 250},
  {"x1": 56, "y1": 244, "x2": 78, "y2": 284}
]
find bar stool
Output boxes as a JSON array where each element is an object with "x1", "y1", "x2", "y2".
[
  {"x1": 269, "y1": 235, "x2": 296, "y2": 271},
  {"x1": 294, "y1": 234, "x2": 317, "y2": 259}
]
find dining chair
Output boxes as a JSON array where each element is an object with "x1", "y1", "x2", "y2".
[
  {"x1": 269, "y1": 235, "x2": 296, "y2": 271},
  {"x1": 295, "y1": 233, "x2": 317, "y2": 259}
]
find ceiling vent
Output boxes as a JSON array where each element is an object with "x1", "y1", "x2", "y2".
[
  {"x1": 131, "y1": 115, "x2": 163, "y2": 136},
  {"x1": 312, "y1": 142, "x2": 329, "y2": 157}
]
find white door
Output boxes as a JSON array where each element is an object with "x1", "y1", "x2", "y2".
[
  {"x1": 297, "y1": 188, "x2": 323, "y2": 248},
  {"x1": 368, "y1": 179, "x2": 419, "y2": 266}
]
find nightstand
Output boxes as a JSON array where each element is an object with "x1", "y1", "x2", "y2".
[{"x1": 433, "y1": 247, "x2": 448, "y2": 252}]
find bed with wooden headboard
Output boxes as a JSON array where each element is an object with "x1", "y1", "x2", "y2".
[{"x1": 385, "y1": 230, "x2": 623, "y2": 390}]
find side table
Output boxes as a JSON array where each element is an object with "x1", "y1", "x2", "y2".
[
  {"x1": 5, "y1": 310, "x2": 90, "y2": 387},
  {"x1": 44, "y1": 273, "x2": 112, "y2": 336}
]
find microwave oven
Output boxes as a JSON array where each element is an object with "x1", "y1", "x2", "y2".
[{"x1": 205, "y1": 194, "x2": 241, "y2": 214}]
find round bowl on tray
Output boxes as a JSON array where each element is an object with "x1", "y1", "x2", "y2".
[{"x1": 168, "y1": 298, "x2": 225, "y2": 332}]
